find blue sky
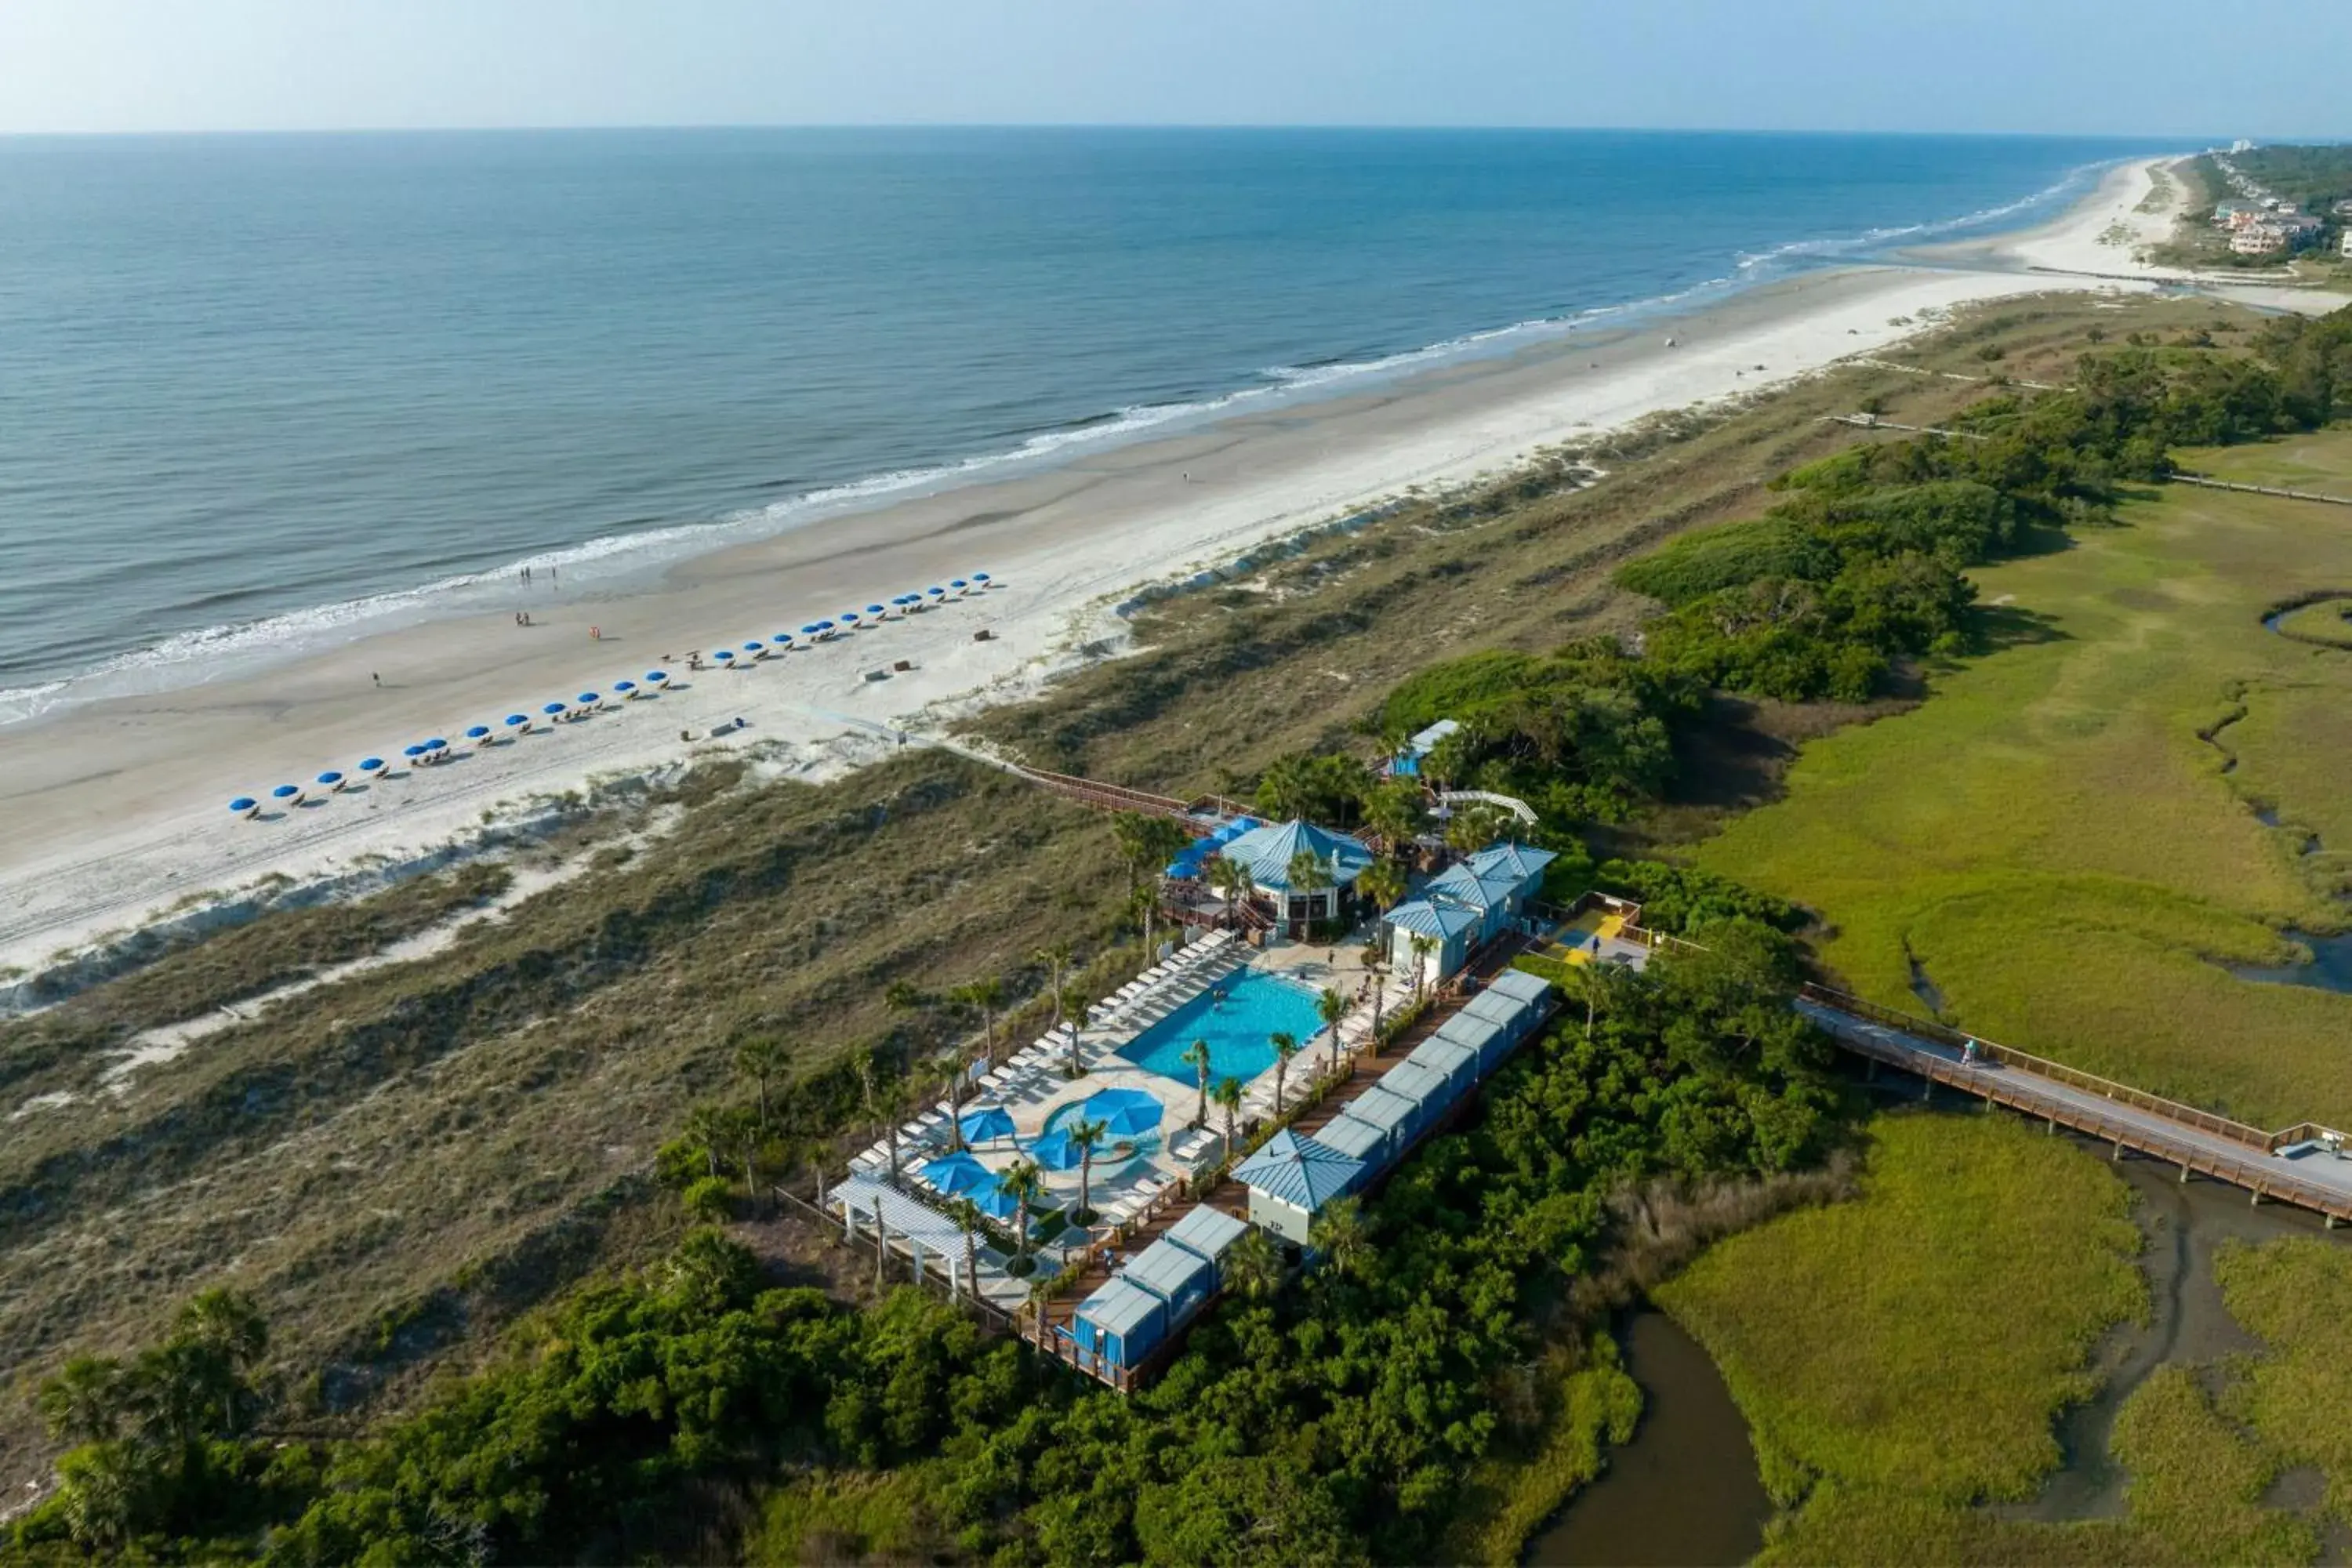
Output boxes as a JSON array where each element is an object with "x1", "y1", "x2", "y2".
[{"x1": 2, "y1": 0, "x2": 2347, "y2": 140}]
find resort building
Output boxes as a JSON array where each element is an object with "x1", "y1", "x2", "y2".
[
  {"x1": 1381, "y1": 840, "x2": 1557, "y2": 986},
  {"x1": 1212, "y1": 817, "x2": 1377, "y2": 934},
  {"x1": 1381, "y1": 717, "x2": 1461, "y2": 779},
  {"x1": 2233, "y1": 226, "x2": 2289, "y2": 256},
  {"x1": 1232, "y1": 1129, "x2": 1367, "y2": 1243}
]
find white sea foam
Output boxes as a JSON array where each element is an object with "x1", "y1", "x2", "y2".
[{"x1": 0, "y1": 162, "x2": 2120, "y2": 731}]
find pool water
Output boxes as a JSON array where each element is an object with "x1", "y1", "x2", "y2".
[{"x1": 1118, "y1": 971, "x2": 1326, "y2": 1087}]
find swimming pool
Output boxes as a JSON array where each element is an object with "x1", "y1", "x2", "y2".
[{"x1": 1117, "y1": 971, "x2": 1327, "y2": 1087}]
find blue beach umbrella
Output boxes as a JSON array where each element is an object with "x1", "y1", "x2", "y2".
[
  {"x1": 920, "y1": 1149, "x2": 994, "y2": 1196},
  {"x1": 270, "y1": 784, "x2": 301, "y2": 801},
  {"x1": 972, "y1": 572, "x2": 992, "y2": 585},
  {"x1": 800, "y1": 623, "x2": 821, "y2": 636},
  {"x1": 958, "y1": 1105, "x2": 1017, "y2": 1145},
  {"x1": 773, "y1": 633, "x2": 795, "y2": 648},
  {"x1": 229, "y1": 796, "x2": 258, "y2": 815},
  {"x1": 543, "y1": 702, "x2": 566, "y2": 716},
  {"x1": 644, "y1": 670, "x2": 669, "y2": 685},
  {"x1": 403, "y1": 744, "x2": 426, "y2": 759},
  {"x1": 742, "y1": 641, "x2": 764, "y2": 655},
  {"x1": 425, "y1": 738, "x2": 448, "y2": 751},
  {"x1": 613, "y1": 681, "x2": 637, "y2": 699},
  {"x1": 949, "y1": 578, "x2": 968, "y2": 593},
  {"x1": 464, "y1": 725, "x2": 492, "y2": 742},
  {"x1": 358, "y1": 757, "x2": 386, "y2": 774},
  {"x1": 816, "y1": 619, "x2": 836, "y2": 630},
  {"x1": 576, "y1": 693, "x2": 598, "y2": 707},
  {"x1": 840, "y1": 612, "x2": 862, "y2": 628},
  {"x1": 505, "y1": 714, "x2": 529, "y2": 729},
  {"x1": 865, "y1": 604, "x2": 886, "y2": 617},
  {"x1": 315, "y1": 771, "x2": 343, "y2": 788},
  {"x1": 1080, "y1": 1087, "x2": 1163, "y2": 1137},
  {"x1": 713, "y1": 648, "x2": 735, "y2": 664},
  {"x1": 973, "y1": 1180, "x2": 1022, "y2": 1222},
  {"x1": 1027, "y1": 1128, "x2": 1086, "y2": 1172},
  {"x1": 926, "y1": 586, "x2": 946, "y2": 600}
]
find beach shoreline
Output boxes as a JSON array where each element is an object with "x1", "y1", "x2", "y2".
[{"x1": 0, "y1": 154, "x2": 2222, "y2": 982}]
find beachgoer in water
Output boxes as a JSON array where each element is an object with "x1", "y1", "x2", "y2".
[
  {"x1": 522, "y1": 566, "x2": 531, "y2": 583},
  {"x1": 590, "y1": 625, "x2": 600, "y2": 641}
]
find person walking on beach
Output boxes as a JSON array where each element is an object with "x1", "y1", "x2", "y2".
[
  {"x1": 522, "y1": 566, "x2": 531, "y2": 584},
  {"x1": 371, "y1": 671, "x2": 380, "y2": 687}
]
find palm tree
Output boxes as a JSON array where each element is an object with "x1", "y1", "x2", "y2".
[
  {"x1": 37, "y1": 1356, "x2": 125, "y2": 1446},
  {"x1": 857, "y1": 1051, "x2": 902, "y2": 1180},
  {"x1": 1425, "y1": 729, "x2": 1473, "y2": 800},
  {"x1": 952, "y1": 976, "x2": 1006, "y2": 1087},
  {"x1": 734, "y1": 1036, "x2": 789, "y2": 1129},
  {"x1": 1036, "y1": 941, "x2": 1074, "y2": 1029},
  {"x1": 1287, "y1": 848, "x2": 1333, "y2": 931},
  {"x1": 1357, "y1": 858, "x2": 1406, "y2": 916},
  {"x1": 1211, "y1": 1076, "x2": 1244, "y2": 1156},
  {"x1": 1316, "y1": 985, "x2": 1348, "y2": 1076},
  {"x1": 684, "y1": 1103, "x2": 731, "y2": 1179},
  {"x1": 1311, "y1": 1196, "x2": 1371, "y2": 1282},
  {"x1": 1207, "y1": 854, "x2": 1258, "y2": 927},
  {"x1": 1000, "y1": 1159, "x2": 1046, "y2": 1276},
  {"x1": 1069, "y1": 1116, "x2": 1109, "y2": 1225},
  {"x1": 948, "y1": 1196, "x2": 984, "y2": 1299},
  {"x1": 1060, "y1": 982, "x2": 1091, "y2": 1078},
  {"x1": 1269, "y1": 1031, "x2": 1302, "y2": 1116},
  {"x1": 1408, "y1": 933, "x2": 1438, "y2": 999},
  {"x1": 1181, "y1": 1037, "x2": 1214, "y2": 1127},
  {"x1": 1363, "y1": 780, "x2": 1424, "y2": 852},
  {"x1": 1445, "y1": 804, "x2": 1512, "y2": 857},
  {"x1": 1224, "y1": 1227, "x2": 1283, "y2": 1302}
]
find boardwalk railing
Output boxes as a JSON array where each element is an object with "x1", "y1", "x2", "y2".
[
  {"x1": 2173, "y1": 473, "x2": 2352, "y2": 509},
  {"x1": 1799, "y1": 983, "x2": 2278, "y2": 1151}
]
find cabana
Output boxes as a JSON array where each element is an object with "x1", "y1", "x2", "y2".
[
  {"x1": 1312, "y1": 1111, "x2": 1391, "y2": 1167},
  {"x1": 1462, "y1": 987, "x2": 1536, "y2": 1045},
  {"x1": 1385, "y1": 717, "x2": 1461, "y2": 779},
  {"x1": 1405, "y1": 1034, "x2": 1479, "y2": 1098},
  {"x1": 1378, "y1": 1059, "x2": 1460, "y2": 1127},
  {"x1": 1123, "y1": 1238, "x2": 1215, "y2": 1327},
  {"x1": 1342, "y1": 1083, "x2": 1421, "y2": 1156},
  {"x1": 1486, "y1": 967, "x2": 1555, "y2": 1007},
  {"x1": 1162, "y1": 1204, "x2": 1249, "y2": 1285},
  {"x1": 1382, "y1": 896, "x2": 1480, "y2": 989},
  {"x1": 1232, "y1": 1130, "x2": 1365, "y2": 1245},
  {"x1": 1072, "y1": 1277, "x2": 1168, "y2": 1376},
  {"x1": 1434, "y1": 1008, "x2": 1514, "y2": 1075}
]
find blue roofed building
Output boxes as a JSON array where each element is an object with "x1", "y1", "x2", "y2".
[
  {"x1": 1382, "y1": 839, "x2": 1558, "y2": 987},
  {"x1": 1214, "y1": 818, "x2": 1377, "y2": 934},
  {"x1": 1232, "y1": 1129, "x2": 1367, "y2": 1243},
  {"x1": 1071, "y1": 1276, "x2": 1170, "y2": 1377}
]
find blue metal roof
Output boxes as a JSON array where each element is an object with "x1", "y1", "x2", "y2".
[
  {"x1": 1435, "y1": 1010, "x2": 1511, "y2": 1058},
  {"x1": 1076, "y1": 1276, "x2": 1167, "y2": 1341},
  {"x1": 1233, "y1": 1128, "x2": 1364, "y2": 1210},
  {"x1": 1379, "y1": 1059, "x2": 1457, "y2": 1114},
  {"x1": 1124, "y1": 1239, "x2": 1215, "y2": 1313},
  {"x1": 1428, "y1": 862, "x2": 1519, "y2": 912},
  {"x1": 1385, "y1": 897, "x2": 1482, "y2": 938},
  {"x1": 1488, "y1": 968, "x2": 1556, "y2": 1005},
  {"x1": 1462, "y1": 989, "x2": 1534, "y2": 1033},
  {"x1": 1218, "y1": 819, "x2": 1375, "y2": 895},
  {"x1": 1467, "y1": 842, "x2": 1559, "y2": 884},
  {"x1": 1345, "y1": 1084, "x2": 1421, "y2": 1136},
  {"x1": 1165, "y1": 1204, "x2": 1250, "y2": 1263},
  {"x1": 1407, "y1": 1034, "x2": 1479, "y2": 1086},
  {"x1": 1313, "y1": 1112, "x2": 1390, "y2": 1163}
]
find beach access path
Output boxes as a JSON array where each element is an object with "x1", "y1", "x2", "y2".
[{"x1": 0, "y1": 154, "x2": 2256, "y2": 980}]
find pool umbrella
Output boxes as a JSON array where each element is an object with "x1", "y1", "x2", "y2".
[
  {"x1": 958, "y1": 1105, "x2": 1016, "y2": 1145},
  {"x1": 229, "y1": 797, "x2": 258, "y2": 816},
  {"x1": 921, "y1": 1149, "x2": 994, "y2": 1196},
  {"x1": 315, "y1": 770, "x2": 344, "y2": 789},
  {"x1": 271, "y1": 784, "x2": 301, "y2": 802},
  {"x1": 1027, "y1": 1128, "x2": 1086, "y2": 1172},
  {"x1": 464, "y1": 725, "x2": 492, "y2": 742},
  {"x1": 1080, "y1": 1087, "x2": 1163, "y2": 1137},
  {"x1": 358, "y1": 757, "x2": 386, "y2": 774},
  {"x1": 974, "y1": 1179, "x2": 1022, "y2": 1222}
]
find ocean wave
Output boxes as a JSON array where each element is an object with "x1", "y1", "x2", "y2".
[{"x1": 0, "y1": 160, "x2": 2123, "y2": 730}]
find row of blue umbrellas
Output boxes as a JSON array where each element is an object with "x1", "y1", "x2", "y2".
[
  {"x1": 919, "y1": 1087, "x2": 1162, "y2": 1215},
  {"x1": 228, "y1": 572, "x2": 995, "y2": 817},
  {"x1": 707, "y1": 574, "x2": 993, "y2": 668}
]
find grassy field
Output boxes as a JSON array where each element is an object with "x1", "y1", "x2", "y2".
[
  {"x1": 0, "y1": 290, "x2": 2253, "y2": 1490},
  {"x1": 1661, "y1": 1112, "x2": 2340, "y2": 1566},
  {"x1": 1656, "y1": 1113, "x2": 2146, "y2": 1511},
  {"x1": 1695, "y1": 429, "x2": 2352, "y2": 1128}
]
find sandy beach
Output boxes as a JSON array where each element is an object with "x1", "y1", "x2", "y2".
[{"x1": 0, "y1": 151, "x2": 2285, "y2": 982}]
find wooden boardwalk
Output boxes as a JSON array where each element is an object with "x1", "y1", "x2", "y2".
[{"x1": 1802, "y1": 985, "x2": 2352, "y2": 1225}]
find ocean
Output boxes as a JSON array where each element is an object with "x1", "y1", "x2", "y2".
[{"x1": 0, "y1": 127, "x2": 2180, "y2": 720}]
